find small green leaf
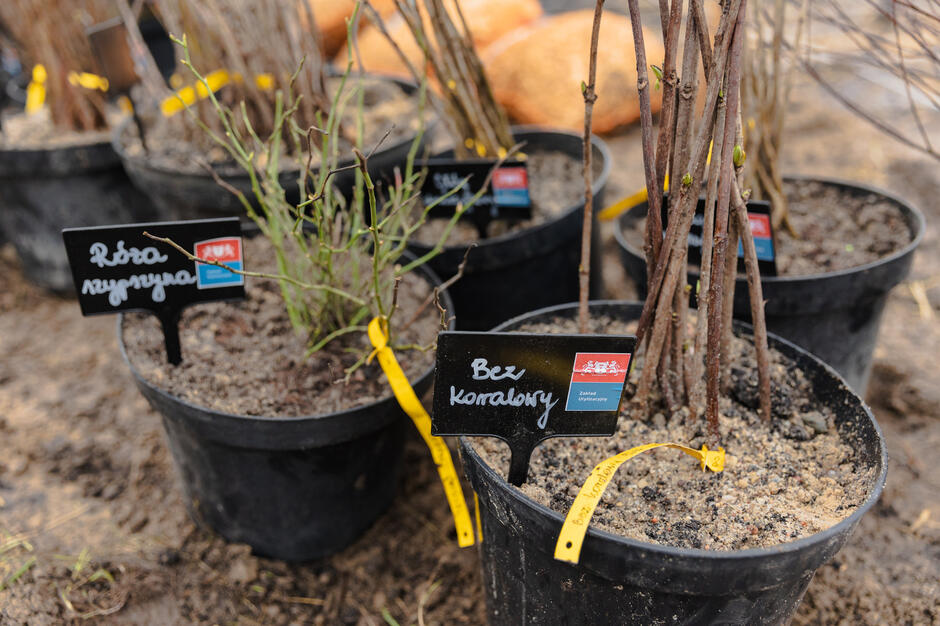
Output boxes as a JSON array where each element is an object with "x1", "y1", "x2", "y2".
[
  {"x1": 651, "y1": 64, "x2": 663, "y2": 90},
  {"x1": 88, "y1": 568, "x2": 114, "y2": 584},
  {"x1": 732, "y1": 145, "x2": 746, "y2": 167},
  {"x1": 682, "y1": 173, "x2": 693, "y2": 186},
  {"x1": 580, "y1": 80, "x2": 587, "y2": 94},
  {"x1": 845, "y1": 243, "x2": 855, "y2": 252},
  {"x1": 381, "y1": 608, "x2": 400, "y2": 626}
]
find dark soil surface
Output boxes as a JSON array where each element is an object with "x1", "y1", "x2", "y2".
[
  {"x1": 1, "y1": 13, "x2": 938, "y2": 623},
  {"x1": 122, "y1": 238, "x2": 439, "y2": 418},
  {"x1": 472, "y1": 315, "x2": 875, "y2": 551},
  {"x1": 620, "y1": 178, "x2": 914, "y2": 277}
]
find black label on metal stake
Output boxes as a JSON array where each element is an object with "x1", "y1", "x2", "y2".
[
  {"x1": 432, "y1": 331, "x2": 636, "y2": 486},
  {"x1": 422, "y1": 158, "x2": 531, "y2": 236},
  {"x1": 662, "y1": 195, "x2": 778, "y2": 276},
  {"x1": 62, "y1": 217, "x2": 246, "y2": 364}
]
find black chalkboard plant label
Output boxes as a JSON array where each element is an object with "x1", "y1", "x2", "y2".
[
  {"x1": 432, "y1": 331, "x2": 636, "y2": 486},
  {"x1": 422, "y1": 159, "x2": 531, "y2": 235},
  {"x1": 666, "y1": 196, "x2": 778, "y2": 276},
  {"x1": 62, "y1": 217, "x2": 246, "y2": 365}
]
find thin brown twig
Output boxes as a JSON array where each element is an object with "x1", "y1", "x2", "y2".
[
  {"x1": 704, "y1": 0, "x2": 747, "y2": 444},
  {"x1": 626, "y1": 0, "x2": 664, "y2": 294},
  {"x1": 579, "y1": 0, "x2": 606, "y2": 334},
  {"x1": 400, "y1": 243, "x2": 475, "y2": 332}
]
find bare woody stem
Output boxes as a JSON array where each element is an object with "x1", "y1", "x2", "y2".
[
  {"x1": 732, "y1": 178, "x2": 772, "y2": 420},
  {"x1": 653, "y1": 0, "x2": 683, "y2": 202},
  {"x1": 578, "y1": 0, "x2": 606, "y2": 334},
  {"x1": 625, "y1": 0, "x2": 663, "y2": 294},
  {"x1": 635, "y1": 0, "x2": 743, "y2": 349},
  {"x1": 704, "y1": 0, "x2": 747, "y2": 444}
]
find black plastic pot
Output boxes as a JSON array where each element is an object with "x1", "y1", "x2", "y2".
[
  {"x1": 614, "y1": 176, "x2": 924, "y2": 393},
  {"x1": 461, "y1": 300, "x2": 887, "y2": 625},
  {"x1": 407, "y1": 127, "x2": 611, "y2": 331},
  {"x1": 114, "y1": 75, "x2": 431, "y2": 222},
  {"x1": 4, "y1": 71, "x2": 27, "y2": 109},
  {"x1": 0, "y1": 137, "x2": 161, "y2": 293},
  {"x1": 118, "y1": 261, "x2": 454, "y2": 561}
]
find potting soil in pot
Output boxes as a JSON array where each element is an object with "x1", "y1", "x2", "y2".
[
  {"x1": 470, "y1": 314, "x2": 877, "y2": 551},
  {"x1": 621, "y1": 180, "x2": 912, "y2": 276},
  {"x1": 0, "y1": 109, "x2": 111, "y2": 148},
  {"x1": 119, "y1": 77, "x2": 423, "y2": 175},
  {"x1": 413, "y1": 147, "x2": 604, "y2": 244},
  {"x1": 122, "y1": 237, "x2": 440, "y2": 417}
]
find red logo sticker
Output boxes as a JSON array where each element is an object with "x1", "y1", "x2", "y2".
[
  {"x1": 492, "y1": 167, "x2": 528, "y2": 190},
  {"x1": 195, "y1": 237, "x2": 241, "y2": 263},
  {"x1": 748, "y1": 213, "x2": 772, "y2": 239},
  {"x1": 571, "y1": 353, "x2": 631, "y2": 384}
]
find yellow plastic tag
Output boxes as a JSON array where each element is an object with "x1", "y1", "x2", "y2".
[
  {"x1": 554, "y1": 442, "x2": 724, "y2": 564},
  {"x1": 117, "y1": 95, "x2": 134, "y2": 114},
  {"x1": 598, "y1": 175, "x2": 670, "y2": 222},
  {"x1": 25, "y1": 64, "x2": 47, "y2": 113},
  {"x1": 367, "y1": 317, "x2": 475, "y2": 548},
  {"x1": 253, "y1": 73, "x2": 275, "y2": 90},
  {"x1": 161, "y1": 70, "x2": 276, "y2": 117},
  {"x1": 67, "y1": 71, "x2": 109, "y2": 92},
  {"x1": 161, "y1": 69, "x2": 231, "y2": 116}
]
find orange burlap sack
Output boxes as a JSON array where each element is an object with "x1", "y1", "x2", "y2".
[
  {"x1": 482, "y1": 10, "x2": 665, "y2": 134},
  {"x1": 338, "y1": 0, "x2": 543, "y2": 78},
  {"x1": 309, "y1": 0, "x2": 398, "y2": 57}
]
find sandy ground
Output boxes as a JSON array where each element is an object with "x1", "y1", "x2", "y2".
[{"x1": 2, "y1": 5, "x2": 939, "y2": 625}]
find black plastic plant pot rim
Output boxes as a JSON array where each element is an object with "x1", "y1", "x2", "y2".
[
  {"x1": 459, "y1": 299, "x2": 887, "y2": 597},
  {"x1": 118, "y1": 257, "x2": 454, "y2": 451},
  {"x1": 613, "y1": 175, "x2": 925, "y2": 290},
  {"x1": 407, "y1": 126, "x2": 612, "y2": 272},
  {"x1": 0, "y1": 134, "x2": 120, "y2": 178},
  {"x1": 111, "y1": 73, "x2": 433, "y2": 182}
]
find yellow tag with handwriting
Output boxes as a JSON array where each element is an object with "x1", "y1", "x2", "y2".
[
  {"x1": 554, "y1": 442, "x2": 724, "y2": 564},
  {"x1": 367, "y1": 316, "x2": 475, "y2": 548}
]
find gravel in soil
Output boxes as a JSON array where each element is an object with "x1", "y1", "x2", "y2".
[
  {"x1": 471, "y1": 315, "x2": 875, "y2": 551},
  {"x1": 621, "y1": 179, "x2": 913, "y2": 276},
  {"x1": 121, "y1": 237, "x2": 440, "y2": 417}
]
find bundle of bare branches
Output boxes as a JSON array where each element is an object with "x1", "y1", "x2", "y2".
[
  {"x1": 742, "y1": 0, "x2": 808, "y2": 235},
  {"x1": 805, "y1": 0, "x2": 939, "y2": 162},
  {"x1": 581, "y1": 0, "x2": 771, "y2": 445},
  {"x1": 0, "y1": 0, "x2": 114, "y2": 131},
  {"x1": 138, "y1": 0, "x2": 329, "y2": 151},
  {"x1": 363, "y1": 0, "x2": 513, "y2": 159}
]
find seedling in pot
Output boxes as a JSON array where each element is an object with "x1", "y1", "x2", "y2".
[
  {"x1": 142, "y1": 32, "x2": 499, "y2": 372},
  {"x1": 117, "y1": 0, "x2": 331, "y2": 159},
  {"x1": 0, "y1": 0, "x2": 114, "y2": 132},
  {"x1": 364, "y1": 0, "x2": 528, "y2": 237},
  {"x1": 578, "y1": 0, "x2": 772, "y2": 443}
]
